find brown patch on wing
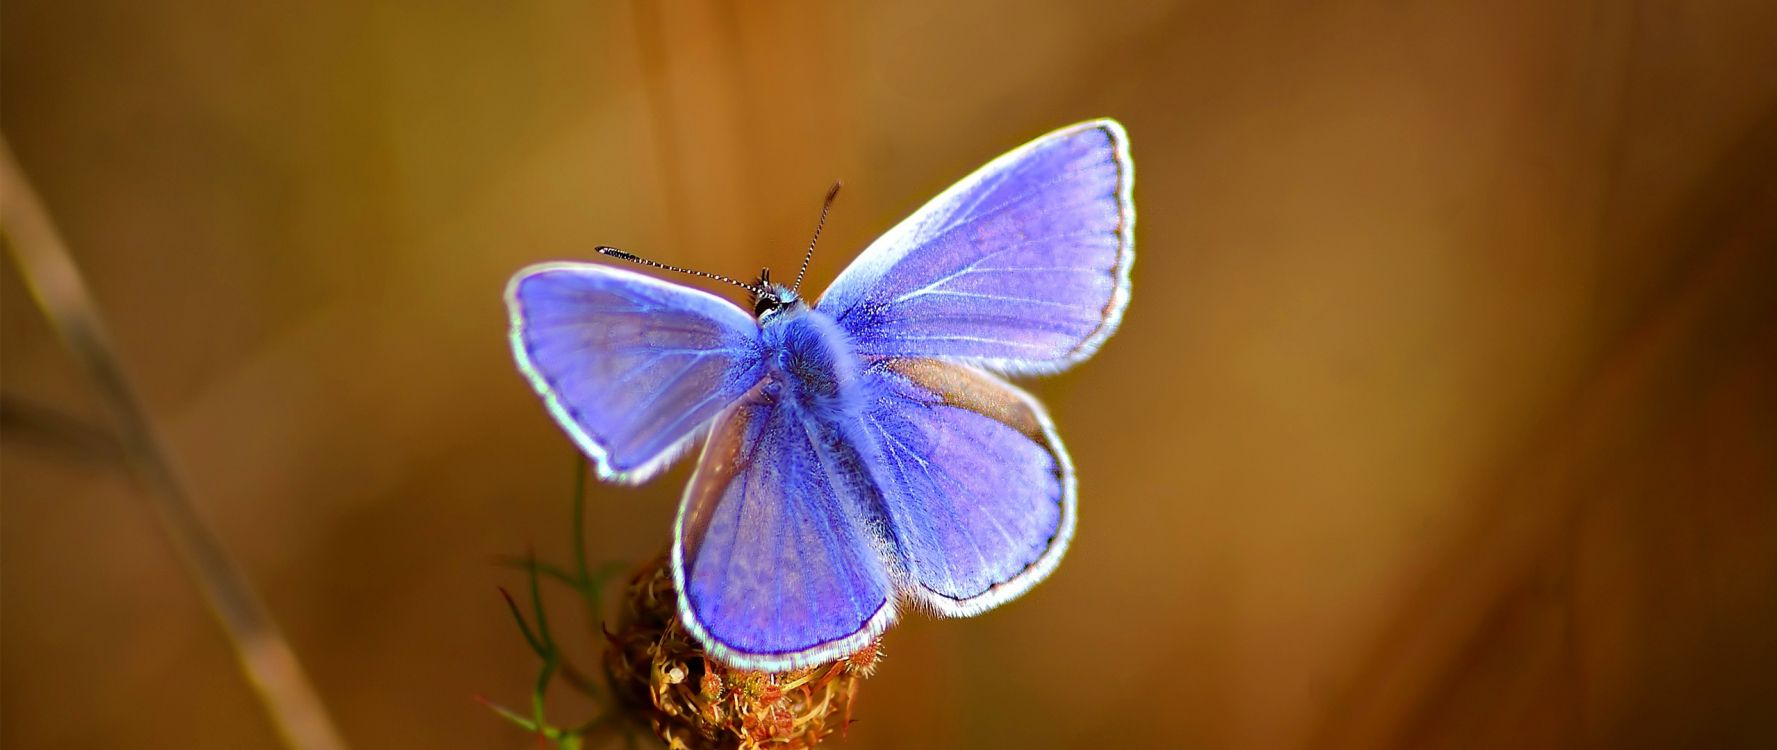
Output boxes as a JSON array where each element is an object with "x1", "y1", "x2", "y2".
[
  {"x1": 678, "y1": 390, "x2": 763, "y2": 562},
  {"x1": 881, "y1": 359, "x2": 1048, "y2": 442}
]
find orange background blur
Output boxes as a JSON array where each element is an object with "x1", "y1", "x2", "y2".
[{"x1": 4, "y1": 2, "x2": 1775, "y2": 748}]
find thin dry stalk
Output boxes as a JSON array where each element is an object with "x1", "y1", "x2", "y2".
[{"x1": 0, "y1": 136, "x2": 348, "y2": 750}]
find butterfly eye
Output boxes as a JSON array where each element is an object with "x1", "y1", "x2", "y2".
[{"x1": 754, "y1": 293, "x2": 781, "y2": 318}]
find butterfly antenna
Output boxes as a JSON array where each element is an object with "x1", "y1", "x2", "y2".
[
  {"x1": 596, "y1": 246, "x2": 764, "y2": 295},
  {"x1": 792, "y1": 180, "x2": 842, "y2": 293}
]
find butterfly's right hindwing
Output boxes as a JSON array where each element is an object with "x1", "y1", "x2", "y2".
[{"x1": 860, "y1": 359, "x2": 1075, "y2": 616}]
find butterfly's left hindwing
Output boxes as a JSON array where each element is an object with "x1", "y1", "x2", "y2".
[{"x1": 674, "y1": 388, "x2": 896, "y2": 671}]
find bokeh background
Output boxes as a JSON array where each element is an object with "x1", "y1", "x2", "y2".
[{"x1": 5, "y1": 1, "x2": 1776, "y2": 748}]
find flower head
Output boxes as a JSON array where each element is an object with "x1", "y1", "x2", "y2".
[{"x1": 604, "y1": 556, "x2": 882, "y2": 749}]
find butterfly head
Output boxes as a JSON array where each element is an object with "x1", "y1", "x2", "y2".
[
  {"x1": 751, "y1": 268, "x2": 803, "y2": 321},
  {"x1": 753, "y1": 180, "x2": 839, "y2": 321},
  {"x1": 597, "y1": 181, "x2": 838, "y2": 324}
]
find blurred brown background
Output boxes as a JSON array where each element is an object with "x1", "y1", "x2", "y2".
[{"x1": 4, "y1": 1, "x2": 1776, "y2": 748}]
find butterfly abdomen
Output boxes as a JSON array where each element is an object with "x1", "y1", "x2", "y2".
[{"x1": 761, "y1": 306, "x2": 864, "y2": 421}]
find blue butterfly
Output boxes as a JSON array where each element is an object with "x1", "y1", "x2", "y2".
[{"x1": 505, "y1": 119, "x2": 1134, "y2": 670}]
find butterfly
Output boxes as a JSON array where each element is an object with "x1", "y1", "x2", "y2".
[{"x1": 505, "y1": 119, "x2": 1133, "y2": 670}]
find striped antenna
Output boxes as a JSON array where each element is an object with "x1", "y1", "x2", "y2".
[
  {"x1": 596, "y1": 246, "x2": 764, "y2": 296},
  {"x1": 792, "y1": 181, "x2": 842, "y2": 293}
]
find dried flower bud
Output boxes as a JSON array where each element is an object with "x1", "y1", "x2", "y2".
[
  {"x1": 699, "y1": 670, "x2": 724, "y2": 702},
  {"x1": 604, "y1": 555, "x2": 882, "y2": 749},
  {"x1": 846, "y1": 642, "x2": 881, "y2": 677}
]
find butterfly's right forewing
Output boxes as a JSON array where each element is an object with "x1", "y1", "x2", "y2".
[{"x1": 818, "y1": 120, "x2": 1134, "y2": 376}]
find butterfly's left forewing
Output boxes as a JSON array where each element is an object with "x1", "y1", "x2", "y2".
[{"x1": 506, "y1": 263, "x2": 764, "y2": 483}]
